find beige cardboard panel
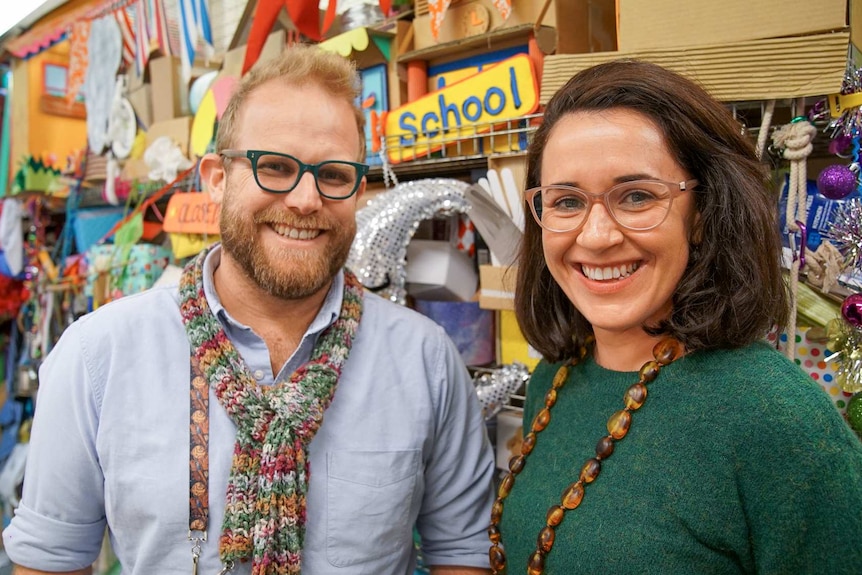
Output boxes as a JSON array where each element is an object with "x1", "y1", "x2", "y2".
[
  {"x1": 150, "y1": 56, "x2": 188, "y2": 123},
  {"x1": 479, "y1": 264, "x2": 517, "y2": 311},
  {"x1": 541, "y1": 33, "x2": 849, "y2": 103},
  {"x1": 146, "y1": 116, "x2": 192, "y2": 156},
  {"x1": 127, "y1": 84, "x2": 152, "y2": 130},
  {"x1": 618, "y1": 0, "x2": 849, "y2": 51}
]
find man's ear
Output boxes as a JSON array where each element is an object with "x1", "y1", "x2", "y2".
[
  {"x1": 354, "y1": 177, "x2": 367, "y2": 206},
  {"x1": 199, "y1": 153, "x2": 226, "y2": 204}
]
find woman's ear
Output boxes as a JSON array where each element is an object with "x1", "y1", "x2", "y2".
[{"x1": 199, "y1": 153, "x2": 226, "y2": 204}]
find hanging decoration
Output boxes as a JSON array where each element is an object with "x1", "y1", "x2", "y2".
[
  {"x1": 826, "y1": 313, "x2": 862, "y2": 393},
  {"x1": 134, "y1": 0, "x2": 152, "y2": 75},
  {"x1": 178, "y1": 0, "x2": 214, "y2": 84},
  {"x1": 82, "y1": 15, "x2": 123, "y2": 154},
  {"x1": 241, "y1": 0, "x2": 338, "y2": 74},
  {"x1": 65, "y1": 20, "x2": 91, "y2": 105},
  {"x1": 115, "y1": 4, "x2": 136, "y2": 70},
  {"x1": 346, "y1": 179, "x2": 471, "y2": 305},
  {"x1": 771, "y1": 115, "x2": 818, "y2": 362},
  {"x1": 825, "y1": 197, "x2": 862, "y2": 278},
  {"x1": 154, "y1": 0, "x2": 174, "y2": 56}
]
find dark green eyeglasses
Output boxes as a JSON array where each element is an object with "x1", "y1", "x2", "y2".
[{"x1": 220, "y1": 149, "x2": 369, "y2": 200}]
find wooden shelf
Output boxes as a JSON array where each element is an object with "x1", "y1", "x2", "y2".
[{"x1": 397, "y1": 23, "x2": 556, "y2": 63}]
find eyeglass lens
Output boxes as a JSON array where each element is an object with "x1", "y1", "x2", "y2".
[
  {"x1": 254, "y1": 153, "x2": 361, "y2": 198},
  {"x1": 533, "y1": 181, "x2": 675, "y2": 231}
]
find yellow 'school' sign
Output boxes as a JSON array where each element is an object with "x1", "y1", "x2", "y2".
[{"x1": 385, "y1": 54, "x2": 539, "y2": 163}]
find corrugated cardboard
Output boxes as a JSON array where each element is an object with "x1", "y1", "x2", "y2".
[
  {"x1": 479, "y1": 264, "x2": 516, "y2": 310},
  {"x1": 150, "y1": 56, "x2": 188, "y2": 123},
  {"x1": 541, "y1": 32, "x2": 850, "y2": 104},
  {"x1": 619, "y1": 0, "x2": 851, "y2": 52},
  {"x1": 412, "y1": 0, "x2": 616, "y2": 54}
]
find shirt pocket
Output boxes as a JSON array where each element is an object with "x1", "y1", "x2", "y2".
[{"x1": 326, "y1": 449, "x2": 420, "y2": 567}]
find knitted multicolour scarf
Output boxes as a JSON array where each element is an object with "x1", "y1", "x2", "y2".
[{"x1": 179, "y1": 247, "x2": 363, "y2": 574}]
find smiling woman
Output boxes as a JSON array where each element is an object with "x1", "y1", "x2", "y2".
[{"x1": 492, "y1": 58, "x2": 862, "y2": 575}]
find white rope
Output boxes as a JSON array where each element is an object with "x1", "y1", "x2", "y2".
[
  {"x1": 771, "y1": 116, "x2": 817, "y2": 360},
  {"x1": 755, "y1": 100, "x2": 776, "y2": 160}
]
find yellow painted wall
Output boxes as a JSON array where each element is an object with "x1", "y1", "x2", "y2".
[{"x1": 25, "y1": 42, "x2": 88, "y2": 169}]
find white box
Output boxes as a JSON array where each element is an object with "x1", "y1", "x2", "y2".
[{"x1": 405, "y1": 239, "x2": 478, "y2": 302}]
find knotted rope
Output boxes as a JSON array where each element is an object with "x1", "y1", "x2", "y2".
[{"x1": 771, "y1": 117, "x2": 817, "y2": 360}]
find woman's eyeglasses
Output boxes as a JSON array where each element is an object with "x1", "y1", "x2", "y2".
[{"x1": 526, "y1": 179, "x2": 698, "y2": 233}]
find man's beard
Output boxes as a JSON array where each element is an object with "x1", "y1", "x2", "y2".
[{"x1": 219, "y1": 192, "x2": 356, "y2": 300}]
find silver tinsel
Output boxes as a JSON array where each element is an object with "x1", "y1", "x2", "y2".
[
  {"x1": 347, "y1": 178, "x2": 471, "y2": 305},
  {"x1": 825, "y1": 197, "x2": 862, "y2": 276},
  {"x1": 473, "y1": 362, "x2": 530, "y2": 421}
]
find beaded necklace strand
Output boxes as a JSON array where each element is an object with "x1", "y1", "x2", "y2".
[{"x1": 488, "y1": 337, "x2": 684, "y2": 575}]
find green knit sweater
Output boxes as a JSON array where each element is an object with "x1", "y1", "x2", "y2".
[{"x1": 497, "y1": 342, "x2": 862, "y2": 574}]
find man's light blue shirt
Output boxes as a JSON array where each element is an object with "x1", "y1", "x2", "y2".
[{"x1": 3, "y1": 247, "x2": 495, "y2": 573}]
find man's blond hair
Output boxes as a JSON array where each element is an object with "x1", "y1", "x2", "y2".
[{"x1": 216, "y1": 43, "x2": 366, "y2": 161}]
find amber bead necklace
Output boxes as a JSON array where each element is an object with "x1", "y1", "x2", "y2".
[{"x1": 488, "y1": 337, "x2": 684, "y2": 575}]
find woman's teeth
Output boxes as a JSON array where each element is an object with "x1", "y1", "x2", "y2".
[{"x1": 582, "y1": 262, "x2": 639, "y2": 281}]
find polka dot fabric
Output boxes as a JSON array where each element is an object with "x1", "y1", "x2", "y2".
[{"x1": 770, "y1": 326, "x2": 853, "y2": 415}]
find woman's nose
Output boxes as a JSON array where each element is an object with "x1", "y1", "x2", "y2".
[{"x1": 575, "y1": 202, "x2": 625, "y2": 249}]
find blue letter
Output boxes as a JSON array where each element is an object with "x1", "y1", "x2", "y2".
[
  {"x1": 421, "y1": 112, "x2": 440, "y2": 139},
  {"x1": 484, "y1": 87, "x2": 506, "y2": 115},
  {"x1": 462, "y1": 96, "x2": 482, "y2": 122},
  {"x1": 399, "y1": 112, "x2": 418, "y2": 146},
  {"x1": 509, "y1": 66, "x2": 522, "y2": 109},
  {"x1": 439, "y1": 94, "x2": 461, "y2": 132}
]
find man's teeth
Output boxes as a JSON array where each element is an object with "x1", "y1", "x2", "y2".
[
  {"x1": 582, "y1": 262, "x2": 639, "y2": 281},
  {"x1": 272, "y1": 224, "x2": 320, "y2": 240}
]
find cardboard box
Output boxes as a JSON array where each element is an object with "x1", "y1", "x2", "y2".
[
  {"x1": 146, "y1": 116, "x2": 192, "y2": 157},
  {"x1": 150, "y1": 56, "x2": 188, "y2": 123},
  {"x1": 127, "y1": 84, "x2": 152, "y2": 129},
  {"x1": 412, "y1": 0, "x2": 616, "y2": 54},
  {"x1": 618, "y1": 0, "x2": 854, "y2": 52},
  {"x1": 222, "y1": 30, "x2": 286, "y2": 78},
  {"x1": 406, "y1": 239, "x2": 478, "y2": 302},
  {"x1": 479, "y1": 264, "x2": 516, "y2": 311}
]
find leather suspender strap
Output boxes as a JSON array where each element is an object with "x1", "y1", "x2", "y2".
[{"x1": 189, "y1": 355, "x2": 210, "y2": 532}]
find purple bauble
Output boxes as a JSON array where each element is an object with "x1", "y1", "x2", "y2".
[
  {"x1": 817, "y1": 164, "x2": 857, "y2": 200},
  {"x1": 843, "y1": 293, "x2": 862, "y2": 329}
]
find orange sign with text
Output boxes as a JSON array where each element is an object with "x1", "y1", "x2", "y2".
[{"x1": 163, "y1": 192, "x2": 221, "y2": 235}]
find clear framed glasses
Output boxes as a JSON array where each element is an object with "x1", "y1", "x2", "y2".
[
  {"x1": 220, "y1": 149, "x2": 369, "y2": 200},
  {"x1": 526, "y1": 179, "x2": 698, "y2": 233}
]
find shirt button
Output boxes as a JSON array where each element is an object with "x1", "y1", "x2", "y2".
[{"x1": 253, "y1": 370, "x2": 264, "y2": 380}]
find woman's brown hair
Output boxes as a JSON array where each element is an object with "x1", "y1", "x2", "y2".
[{"x1": 515, "y1": 59, "x2": 789, "y2": 362}]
